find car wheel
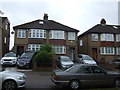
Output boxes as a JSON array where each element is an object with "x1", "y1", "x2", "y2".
[
  {"x1": 69, "y1": 80, "x2": 80, "y2": 90},
  {"x1": 114, "y1": 79, "x2": 120, "y2": 88},
  {"x1": 3, "y1": 80, "x2": 17, "y2": 90}
]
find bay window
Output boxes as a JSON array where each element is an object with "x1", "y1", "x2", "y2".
[
  {"x1": 29, "y1": 29, "x2": 46, "y2": 38},
  {"x1": 52, "y1": 45, "x2": 66, "y2": 54},
  {"x1": 101, "y1": 34, "x2": 114, "y2": 41},
  {"x1": 100, "y1": 47, "x2": 115, "y2": 55},
  {"x1": 28, "y1": 44, "x2": 41, "y2": 51},
  {"x1": 49, "y1": 30, "x2": 65, "y2": 39}
]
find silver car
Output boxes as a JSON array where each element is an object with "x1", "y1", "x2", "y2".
[
  {"x1": 0, "y1": 66, "x2": 26, "y2": 90},
  {"x1": 51, "y1": 64, "x2": 120, "y2": 89},
  {"x1": 56, "y1": 56, "x2": 74, "y2": 69},
  {"x1": 0, "y1": 52, "x2": 17, "y2": 66},
  {"x1": 76, "y1": 54, "x2": 97, "y2": 64}
]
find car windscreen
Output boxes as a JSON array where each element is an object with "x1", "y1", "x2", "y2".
[
  {"x1": 83, "y1": 55, "x2": 93, "y2": 61},
  {"x1": 61, "y1": 57, "x2": 72, "y2": 61},
  {"x1": 4, "y1": 52, "x2": 16, "y2": 57},
  {"x1": 21, "y1": 52, "x2": 34, "y2": 59}
]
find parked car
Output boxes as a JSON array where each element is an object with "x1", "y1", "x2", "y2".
[
  {"x1": 0, "y1": 52, "x2": 17, "y2": 66},
  {"x1": 75, "y1": 54, "x2": 97, "y2": 64},
  {"x1": 109, "y1": 58, "x2": 120, "y2": 68},
  {"x1": 56, "y1": 56, "x2": 74, "y2": 69},
  {"x1": 51, "y1": 64, "x2": 120, "y2": 89},
  {"x1": 17, "y1": 51, "x2": 36, "y2": 69},
  {"x1": 0, "y1": 65, "x2": 26, "y2": 90}
]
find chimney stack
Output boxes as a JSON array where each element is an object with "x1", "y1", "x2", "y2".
[
  {"x1": 100, "y1": 18, "x2": 106, "y2": 25},
  {"x1": 43, "y1": 13, "x2": 48, "y2": 20}
]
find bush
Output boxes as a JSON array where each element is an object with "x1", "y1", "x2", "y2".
[{"x1": 33, "y1": 43, "x2": 55, "y2": 67}]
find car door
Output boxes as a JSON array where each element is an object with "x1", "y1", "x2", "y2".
[
  {"x1": 76, "y1": 66, "x2": 94, "y2": 86},
  {"x1": 90, "y1": 66, "x2": 111, "y2": 86}
]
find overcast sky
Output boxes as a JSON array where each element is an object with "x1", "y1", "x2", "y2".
[{"x1": 0, "y1": 0, "x2": 119, "y2": 50}]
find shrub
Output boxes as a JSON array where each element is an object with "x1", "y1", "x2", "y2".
[{"x1": 33, "y1": 43, "x2": 55, "y2": 67}]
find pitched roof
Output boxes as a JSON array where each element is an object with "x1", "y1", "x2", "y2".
[
  {"x1": 13, "y1": 19, "x2": 79, "y2": 32},
  {"x1": 79, "y1": 24, "x2": 120, "y2": 37}
]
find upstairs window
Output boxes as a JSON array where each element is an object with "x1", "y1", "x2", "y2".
[
  {"x1": 49, "y1": 30, "x2": 65, "y2": 39},
  {"x1": 92, "y1": 34, "x2": 98, "y2": 41},
  {"x1": 28, "y1": 29, "x2": 46, "y2": 38},
  {"x1": 80, "y1": 40, "x2": 83, "y2": 46},
  {"x1": 101, "y1": 34, "x2": 114, "y2": 41},
  {"x1": 17, "y1": 29, "x2": 26, "y2": 38},
  {"x1": 68, "y1": 32, "x2": 75, "y2": 40},
  {"x1": 116, "y1": 34, "x2": 120, "y2": 42},
  {"x1": 116, "y1": 47, "x2": 120, "y2": 55}
]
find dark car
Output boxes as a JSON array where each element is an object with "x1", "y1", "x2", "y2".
[
  {"x1": 57, "y1": 56, "x2": 74, "y2": 69},
  {"x1": 51, "y1": 64, "x2": 120, "y2": 89},
  {"x1": 17, "y1": 51, "x2": 36, "y2": 69},
  {"x1": 109, "y1": 58, "x2": 120, "y2": 69}
]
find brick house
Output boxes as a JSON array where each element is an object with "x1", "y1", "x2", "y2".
[
  {"x1": 0, "y1": 17, "x2": 10, "y2": 59},
  {"x1": 78, "y1": 19, "x2": 120, "y2": 63},
  {"x1": 13, "y1": 14, "x2": 79, "y2": 60}
]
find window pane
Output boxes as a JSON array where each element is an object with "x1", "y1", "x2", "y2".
[
  {"x1": 101, "y1": 34, "x2": 114, "y2": 41},
  {"x1": 17, "y1": 29, "x2": 26, "y2": 38},
  {"x1": 68, "y1": 32, "x2": 75, "y2": 40},
  {"x1": 92, "y1": 34, "x2": 98, "y2": 41},
  {"x1": 52, "y1": 45, "x2": 66, "y2": 54}
]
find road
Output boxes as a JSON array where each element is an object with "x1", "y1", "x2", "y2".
[{"x1": 5, "y1": 67, "x2": 63, "y2": 89}]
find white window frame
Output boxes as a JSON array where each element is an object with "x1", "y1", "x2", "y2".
[
  {"x1": 49, "y1": 30, "x2": 65, "y2": 39},
  {"x1": 4, "y1": 37, "x2": 6, "y2": 44},
  {"x1": 68, "y1": 32, "x2": 75, "y2": 40},
  {"x1": 100, "y1": 47, "x2": 115, "y2": 55},
  {"x1": 92, "y1": 34, "x2": 98, "y2": 41},
  {"x1": 116, "y1": 47, "x2": 120, "y2": 55},
  {"x1": 52, "y1": 45, "x2": 66, "y2": 54},
  {"x1": 116, "y1": 34, "x2": 120, "y2": 42},
  {"x1": 28, "y1": 44, "x2": 41, "y2": 51},
  {"x1": 28, "y1": 29, "x2": 46, "y2": 38},
  {"x1": 80, "y1": 40, "x2": 83, "y2": 46},
  {"x1": 101, "y1": 33, "x2": 114, "y2": 41},
  {"x1": 17, "y1": 29, "x2": 26, "y2": 38}
]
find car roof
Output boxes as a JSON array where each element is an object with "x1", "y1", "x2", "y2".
[
  {"x1": 74, "y1": 64, "x2": 98, "y2": 67},
  {"x1": 59, "y1": 56, "x2": 70, "y2": 58}
]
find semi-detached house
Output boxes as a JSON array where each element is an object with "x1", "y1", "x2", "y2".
[
  {"x1": 78, "y1": 19, "x2": 120, "y2": 63},
  {"x1": 13, "y1": 14, "x2": 79, "y2": 60}
]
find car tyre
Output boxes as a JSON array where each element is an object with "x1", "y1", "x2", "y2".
[
  {"x1": 114, "y1": 79, "x2": 120, "y2": 88},
  {"x1": 69, "y1": 80, "x2": 80, "y2": 90},
  {"x1": 3, "y1": 80, "x2": 17, "y2": 90}
]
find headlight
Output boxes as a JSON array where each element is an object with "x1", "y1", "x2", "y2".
[
  {"x1": 17, "y1": 75, "x2": 26, "y2": 80},
  {"x1": 0, "y1": 59, "x2": 4, "y2": 64}
]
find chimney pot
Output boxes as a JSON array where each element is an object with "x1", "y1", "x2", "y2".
[
  {"x1": 43, "y1": 13, "x2": 48, "y2": 20},
  {"x1": 100, "y1": 18, "x2": 106, "y2": 25}
]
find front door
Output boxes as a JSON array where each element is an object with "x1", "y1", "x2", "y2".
[
  {"x1": 17, "y1": 46, "x2": 24, "y2": 56},
  {"x1": 69, "y1": 48, "x2": 75, "y2": 60},
  {"x1": 92, "y1": 48, "x2": 97, "y2": 61}
]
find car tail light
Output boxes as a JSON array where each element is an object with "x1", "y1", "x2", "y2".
[
  {"x1": 51, "y1": 72, "x2": 60, "y2": 80},
  {"x1": 52, "y1": 75, "x2": 60, "y2": 80}
]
